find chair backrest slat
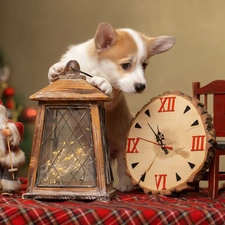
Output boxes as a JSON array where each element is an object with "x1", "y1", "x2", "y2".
[{"x1": 192, "y1": 80, "x2": 225, "y2": 137}]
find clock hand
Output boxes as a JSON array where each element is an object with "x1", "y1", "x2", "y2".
[
  {"x1": 156, "y1": 126, "x2": 169, "y2": 154},
  {"x1": 147, "y1": 123, "x2": 169, "y2": 154},
  {"x1": 148, "y1": 123, "x2": 158, "y2": 140},
  {"x1": 138, "y1": 137, "x2": 173, "y2": 150},
  {"x1": 139, "y1": 148, "x2": 161, "y2": 185},
  {"x1": 148, "y1": 123, "x2": 163, "y2": 145},
  {"x1": 157, "y1": 125, "x2": 165, "y2": 141}
]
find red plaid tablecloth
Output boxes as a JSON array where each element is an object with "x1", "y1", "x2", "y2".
[{"x1": 1, "y1": 178, "x2": 225, "y2": 225}]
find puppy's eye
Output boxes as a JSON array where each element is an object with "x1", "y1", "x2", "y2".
[
  {"x1": 142, "y1": 62, "x2": 148, "y2": 70},
  {"x1": 121, "y1": 63, "x2": 131, "y2": 70}
]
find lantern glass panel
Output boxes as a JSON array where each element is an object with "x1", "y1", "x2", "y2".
[{"x1": 35, "y1": 105, "x2": 96, "y2": 188}]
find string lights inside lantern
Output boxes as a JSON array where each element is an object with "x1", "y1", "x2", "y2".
[{"x1": 23, "y1": 63, "x2": 115, "y2": 201}]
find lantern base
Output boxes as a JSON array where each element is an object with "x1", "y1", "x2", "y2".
[{"x1": 22, "y1": 189, "x2": 116, "y2": 202}]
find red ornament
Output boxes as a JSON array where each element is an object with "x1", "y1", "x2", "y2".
[
  {"x1": 5, "y1": 99, "x2": 14, "y2": 109},
  {"x1": 21, "y1": 107, "x2": 37, "y2": 122},
  {"x1": 3, "y1": 86, "x2": 15, "y2": 97}
]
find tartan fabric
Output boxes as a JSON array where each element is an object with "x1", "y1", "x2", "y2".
[{"x1": 0, "y1": 178, "x2": 225, "y2": 225}]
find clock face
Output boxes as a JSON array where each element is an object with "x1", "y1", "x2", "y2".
[{"x1": 125, "y1": 91, "x2": 212, "y2": 194}]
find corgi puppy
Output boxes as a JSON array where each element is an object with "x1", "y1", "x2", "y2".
[{"x1": 48, "y1": 22, "x2": 176, "y2": 191}]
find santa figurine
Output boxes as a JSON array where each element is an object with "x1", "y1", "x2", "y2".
[{"x1": 0, "y1": 100, "x2": 25, "y2": 194}]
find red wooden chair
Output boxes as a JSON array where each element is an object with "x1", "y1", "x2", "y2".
[{"x1": 192, "y1": 80, "x2": 225, "y2": 198}]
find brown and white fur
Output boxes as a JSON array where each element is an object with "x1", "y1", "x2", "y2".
[{"x1": 48, "y1": 22, "x2": 176, "y2": 191}]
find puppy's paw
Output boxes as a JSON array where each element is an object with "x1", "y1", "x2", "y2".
[
  {"x1": 116, "y1": 175, "x2": 135, "y2": 192},
  {"x1": 89, "y1": 76, "x2": 113, "y2": 97},
  {"x1": 116, "y1": 183, "x2": 134, "y2": 192},
  {"x1": 48, "y1": 62, "x2": 65, "y2": 83}
]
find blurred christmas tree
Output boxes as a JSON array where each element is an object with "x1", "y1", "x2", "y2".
[{"x1": 0, "y1": 49, "x2": 36, "y2": 176}]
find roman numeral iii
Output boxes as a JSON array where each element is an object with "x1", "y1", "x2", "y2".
[{"x1": 191, "y1": 135, "x2": 205, "y2": 151}]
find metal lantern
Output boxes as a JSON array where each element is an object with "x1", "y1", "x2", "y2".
[{"x1": 23, "y1": 78, "x2": 115, "y2": 201}]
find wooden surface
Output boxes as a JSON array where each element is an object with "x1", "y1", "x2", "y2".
[
  {"x1": 30, "y1": 79, "x2": 111, "y2": 102},
  {"x1": 193, "y1": 80, "x2": 225, "y2": 95}
]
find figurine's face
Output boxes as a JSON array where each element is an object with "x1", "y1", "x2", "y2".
[
  {"x1": 0, "y1": 105, "x2": 7, "y2": 128},
  {"x1": 0, "y1": 66, "x2": 10, "y2": 82}
]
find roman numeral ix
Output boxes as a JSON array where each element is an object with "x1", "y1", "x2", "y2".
[{"x1": 126, "y1": 138, "x2": 140, "y2": 153}]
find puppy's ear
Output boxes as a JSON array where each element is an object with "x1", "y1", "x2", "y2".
[
  {"x1": 148, "y1": 36, "x2": 176, "y2": 57},
  {"x1": 94, "y1": 22, "x2": 118, "y2": 51}
]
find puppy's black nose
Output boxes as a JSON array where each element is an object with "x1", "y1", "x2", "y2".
[{"x1": 135, "y1": 83, "x2": 146, "y2": 93}]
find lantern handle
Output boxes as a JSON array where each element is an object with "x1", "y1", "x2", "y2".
[
  {"x1": 60, "y1": 60, "x2": 93, "y2": 78},
  {"x1": 71, "y1": 66, "x2": 93, "y2": 78}
]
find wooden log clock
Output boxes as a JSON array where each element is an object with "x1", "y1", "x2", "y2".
[{"x1": 125, "y1": 91, "x2": 215, "y2": 195}]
